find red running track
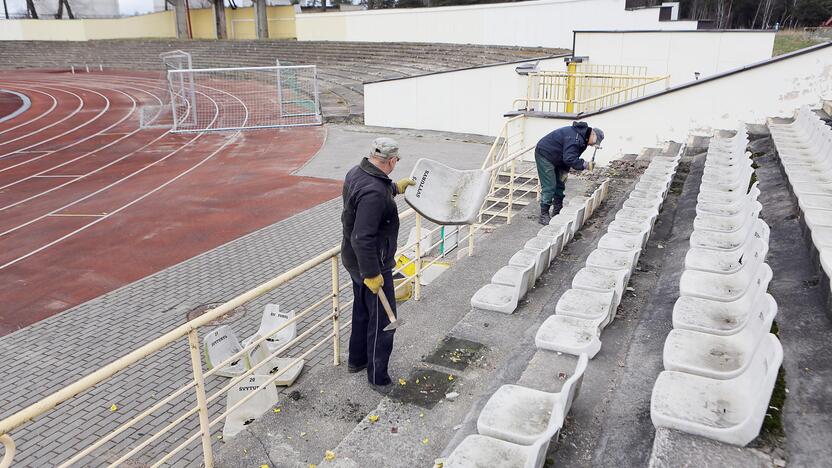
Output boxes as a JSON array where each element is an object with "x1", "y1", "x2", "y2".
[{"x1": 0, "y1": 71, "x2": 342, "y2": 336}]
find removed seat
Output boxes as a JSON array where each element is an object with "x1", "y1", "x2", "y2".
[
  {"x1": 651, "y1": 334, "x2": 783, "y2": 446},
  {"x1": 223, "y1": 374, "x2": 280, "y2": 439},
  {"x1": 248, "y1": 338, "x2": 304, "y2": 386},
  {"x1": 242, "y1": 304, "x2": 297, "y2": 353},
  {"x1": 477, "y1": 354, "x2": 588, "y2": 444},
  {"x1": 404, "y1": 158, "x2": 492, "y2": 225},
  {"x1": 204, "y1": 325, "x2": 248, "y2": 378}
]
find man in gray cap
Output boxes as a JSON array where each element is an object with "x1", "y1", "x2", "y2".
[
  {"x1": 534, "y1": 121, "x2": 604, "y2": 225},
  {"x1": 340, "y1": 137, "x2": 415, "y2": 392}
]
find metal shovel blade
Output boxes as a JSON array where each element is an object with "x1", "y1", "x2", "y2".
[{"x1": 377, "y1": 289, "x2": 403, "y2": 331}]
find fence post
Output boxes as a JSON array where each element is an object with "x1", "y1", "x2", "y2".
[
  {"x1": 468, "y1": 224, "x2": 474, "y2": 257},
  {"x1": 330, "y1": 256, "x2": 341, "y2": 366},
  {"x1": 507, "y1": 159, "x2": 516, "y2": 224},
  {"x1": 414, "y1": 214, "x2": 423, "y2": 301},
  {"x1": 186, "y1": 330, "x2": 215, "y2": 468},
  {"x1": 565, "y1": 61, "x2": 577, "y2": 113}
]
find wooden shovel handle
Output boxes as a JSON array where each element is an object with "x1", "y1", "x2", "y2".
[{"x1": 376, "y1": 289, "x2": 397, "y2": 324}]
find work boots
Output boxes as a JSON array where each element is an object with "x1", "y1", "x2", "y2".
[
  {"x1": 552, "y1": 196, "x2": 565, "y2": 216},
  {"x1": 539, "y1": 204, "x2": 552, "y2": 225}
]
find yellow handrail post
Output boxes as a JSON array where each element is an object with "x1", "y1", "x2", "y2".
[
  {"x1": 0, "y1": 434, "x2": 15, "y2": 468},
  {"x1": 186, "y1": 330, "x2": 214, "y2": 468},
  {"x1": 565, "y1": 61, "x2": 577, "y2": 113},
  {"x1": 330, "y1": 256, "x2": 341, "y2": 366},
  {"x1": 414, "y1": 213, "x2": 423, "y2": 301}
]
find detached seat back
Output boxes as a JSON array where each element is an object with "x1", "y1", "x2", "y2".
[{"x1": 404, "y1": 158, "x2": 492, "y2": 225}]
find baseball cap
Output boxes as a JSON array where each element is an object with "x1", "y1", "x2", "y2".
[{"x1": 371, "y1": 137, "x2": 400, "y2": 160}]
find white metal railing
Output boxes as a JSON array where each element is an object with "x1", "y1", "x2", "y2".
[{"x1": 0, "y1": 116, "x2": 535, "y2": 468}]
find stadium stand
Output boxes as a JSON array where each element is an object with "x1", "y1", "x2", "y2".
[
  {"x1": 0, "y1": 39, "x2": 565, "y2": 122},
  {"x1": 651, "y1": 127, "x2": 783, "y2": 447}
]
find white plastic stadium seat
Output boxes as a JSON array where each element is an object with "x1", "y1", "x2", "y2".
[
  {"x1": 684, "y1": 236, "x2": 769, "y2": 275},
  {"x1": 404, "y1": 158, "x2": 492, "y2": 225},
  {"x1": 491, "y1": 264, "x2": 535, "y2": 299},
  {"x1": 242, "y1": 304, "x2": 297, "y2": 353},
  {"x1": 535, "y1": 315, "x2": 602, "y2": 357},
  {"x1": 524, "y1": 237, "x2": 553, "y2": 271},
  {"x1": 471, "y1": 262, "x2": 534, "y2": 314},
  {"x1": 511, "y1": 247, "x2": 547, "y2": 282},
  {"x1": 689, "y1": 218, "x2": 769, "y2": 252},
  {"x1": 651, "y1": 334, "x2": 783, "y2": 446},
  {"x1": 248, "y1": 337, "x2": 304, "y2": 386},
  {"x1": 204, "y1": 325, "x2": 248, "y2": 378},
  {"x1": 223, "y1": 375, "x2": 280, "y2": 439},
  {"x1": 554, "y1": 288, "x2": 616, "y2": 327},
  {"x1": 444, "y1": 432, "x2": 552, "y2": 468},
  {"x1": 663, "y1": 295, "x2": 776, "y2": 379},
  {"x1": 678, "y1": 261, "x2": 772, "y2": 303},
  {"x1": 572, "y1": 266, "x2": 628, "y2": 309},
  {"x1": 693, "y1": 201, "x2": 762, "y2": 233},
  {"x1": 673, "y1": 285, "x2": 774, "y2": 337},
  {"x1": 585, "y1": 248, "x2": 638, "y2": 286},
  {"x1": 477, "y1": 354, "x2": 588, "y2": 444}
]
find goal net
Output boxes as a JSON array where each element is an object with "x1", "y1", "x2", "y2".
[{"x1": 166, "y1": 64, "x2": 321, "y2": 133}]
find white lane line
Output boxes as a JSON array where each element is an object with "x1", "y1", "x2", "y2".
[
  {"x1": 0, "y1": 87, "x2": 58, "y2": 136},
  {"x1": 0, "y1": 84, "x2": 115, "y2": 160},
  {"x1": 0, "y1": 83, "x2": 135, "y2": 176},
  {"x1": 32, "y1": 175, "x2": 82, "y2": 178},
  {"x1": 48, "y1": 213, "x2": 105, "y2": 218},
  {"x1": 0, "y1": 83, "x2": 232, "y2": 270},
  {"x1": 0, "y1": 86, "x2": 85, "y2": 151},
  {"x1": 0, "y1": 80, "x2": 168, "y2": 210}
]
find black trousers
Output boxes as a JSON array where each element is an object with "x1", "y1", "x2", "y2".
[{"x1": 348, "y1": 269, "x2": 396, "y2": 386}]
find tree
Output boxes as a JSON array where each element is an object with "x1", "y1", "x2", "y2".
[
  {"x1": 26, "y1": 0, "x2": 37, "y2": 19},
  {"x1": 55, "y1": 0, "x2": 74, "y2": 19}
]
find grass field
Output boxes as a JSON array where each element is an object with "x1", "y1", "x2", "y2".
[{"x1": 773, "y1": 29, "x2": 827, "y2": 56}]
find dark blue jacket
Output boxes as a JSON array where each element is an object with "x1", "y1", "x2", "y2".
[
  {"x1": 535, "y1": 121, "x2": 591, "y2": 171},
  {"x1": 341, "y1": 158, "x2": 400, "y2": 281}
]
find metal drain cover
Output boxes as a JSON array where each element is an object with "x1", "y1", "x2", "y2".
[{"x1": 186, "y1": 302, "x2": 246, "y2": 325}]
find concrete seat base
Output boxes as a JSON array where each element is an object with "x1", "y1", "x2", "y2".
[{"x1": 535, "y1": 315, "x2": 602, "y2": 358}]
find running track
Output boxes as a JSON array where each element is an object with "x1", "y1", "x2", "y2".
[{"x1": 0, "y1": 70, "x2": 341, "y2": 335}]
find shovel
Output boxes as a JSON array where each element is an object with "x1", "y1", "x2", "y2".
[{"x1": 377, "y1": 289, "x2": 404, "y2": 331}]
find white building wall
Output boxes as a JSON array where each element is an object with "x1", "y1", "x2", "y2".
[
  {"x1": 573, "y1": 30, "x2": 776, "y2": 85},
  {"x1": 521, "y1": 44, "x2": 832, "y2": 164},
  {"x1": 296, "y1": 0, "x2": 698, "y2": 48},
  {"x1": 13, "y1": 0, "x2": 122, "y2": 17},
  {"x1": 364, "y1": 57, "x2": 566, "y2": 136}
]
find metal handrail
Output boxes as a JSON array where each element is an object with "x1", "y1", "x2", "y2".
[{"x1": 0, "y1": 115, "x2": 536, "y2": 467}]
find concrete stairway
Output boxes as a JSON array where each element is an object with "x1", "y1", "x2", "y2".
[{"x1": 0, "y1": 39, "x2": 566, "y2": 122}]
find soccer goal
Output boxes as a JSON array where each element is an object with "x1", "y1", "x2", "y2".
[
  {"x1": 165, "y1": 64, "x2": 321, "y2": 133},
  {"x1": 160, "y1": 50, "x2": 198, "y2": 129}
]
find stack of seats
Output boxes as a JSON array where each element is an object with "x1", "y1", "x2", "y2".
[
  {"x1": 443, "y1": 354, "x2": 588, "y2": 468},
  {"x1": 651, "y1": 127, "x2": 783, "y2": 446},
  {"x1": 534, "y1": 145, "x2": 682, "y2": 358},
  {"x1": 770, "y1": 106, "x2": 832, "y2": 298},
  {"x1": 470, "y1": 181, "x2": 609, "y2": 314}
]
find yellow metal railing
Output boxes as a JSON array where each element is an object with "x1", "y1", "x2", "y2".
[
  {"x1": 0, "y1": 117, "x2": 535, "y2": 468},
  {"x1": 515, "y1": 66, "x2": 670, "y2": 114}
]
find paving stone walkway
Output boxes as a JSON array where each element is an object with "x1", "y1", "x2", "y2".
[{"x1": 0, "y1": 194, "x2": 423, "y2": 466}]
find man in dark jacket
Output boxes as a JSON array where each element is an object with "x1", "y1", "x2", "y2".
[
  {"x1": 535, "y1": 121, "x2": 604, "y2": 224},
  {"x1": 341, "y1": 137, "x2": 416, "y2": 392}
]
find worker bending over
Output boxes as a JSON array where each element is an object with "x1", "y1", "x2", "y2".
[
  {"x1": 534, "y1": 121, "x2": 604, "y2": 225},
  {"x1": 340, "y1": 137, "x2": 415, "y2": 393}
]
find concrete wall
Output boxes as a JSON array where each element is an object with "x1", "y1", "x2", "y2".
[
  {"x1": 364, "y1": 56, "x2": 566, "y2": 136},
  {"x1": 0, "y1": 6, "x2": 296, "y2": 41},
  {"x1": 295, "y1": 0, "x2": 698, "y2": 48},
  {"x1": 521, "y1": 43, "x2": 832, "y2": 164},
  {"x1": 0, "y1": 11, "x2": 176, "y2": 41},
  {"x1": 573, "y1": 30, "x2": 776, "y2": 85}
]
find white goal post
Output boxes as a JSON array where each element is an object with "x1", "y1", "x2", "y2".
[{"x1": 165, "y1": 64, "x2": 321, "y2": 133}]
